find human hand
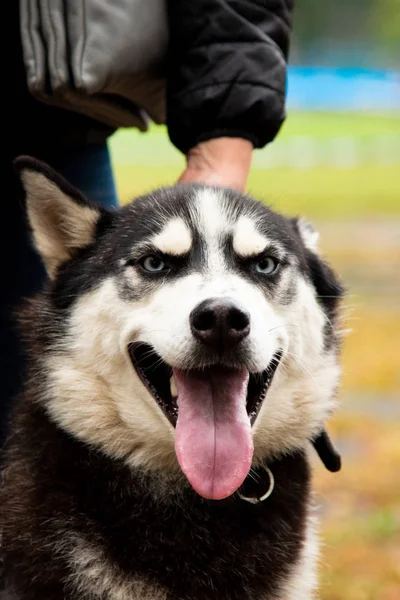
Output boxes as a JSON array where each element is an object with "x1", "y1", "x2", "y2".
[{"x1": 178, "y1": 138, "x2": 253, "y2": 192}]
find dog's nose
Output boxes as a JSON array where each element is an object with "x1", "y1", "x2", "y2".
[{"x1": 190, "y1": 298, "x2": 250, "y2": 348}]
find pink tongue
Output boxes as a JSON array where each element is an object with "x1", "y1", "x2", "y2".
[{"x1": 174, "y1": 368, "x2": 253, "y2": 500}]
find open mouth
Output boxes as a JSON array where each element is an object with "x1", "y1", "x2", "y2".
[
  {"x1": 128, "y1": 343, "x2": 282, "y2": 500},
  {"x1": 128, "y1": 343, "x2": 282, "y2": 427}
]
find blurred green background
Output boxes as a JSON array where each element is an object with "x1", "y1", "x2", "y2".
[{"x1": 108, "y1": 1, "x2": 399, "y2": 598}]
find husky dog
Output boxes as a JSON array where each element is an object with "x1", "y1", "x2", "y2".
[{"x1": 0, "y1": 157, "x2": 343, "y2": 600}]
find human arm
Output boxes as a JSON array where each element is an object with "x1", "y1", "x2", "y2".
[{"x1": 166, "y1": 0, "x2": 294, "y2": 190}]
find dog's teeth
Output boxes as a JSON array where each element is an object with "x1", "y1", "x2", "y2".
[{"x1": 170, "y1": 376, "x2": 177, "y2": 398}]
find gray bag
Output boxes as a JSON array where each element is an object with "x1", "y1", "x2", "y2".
[{"x1": 20, "y1": 0, "x2": 168, "y2": 130}]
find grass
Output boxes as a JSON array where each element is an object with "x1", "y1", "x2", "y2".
[
  {"x1": 275, "y1": 111, "x2": 400, "y2": 138},
  {"x1": 109, "y1": 111, "x2": 400, "y2": 599},
  {"x1": 112, "y1": 163, "x2": 400, "y2": 220},
  {"x1": 248, "y1": 165, "x2": 400, "y2": 219},
  {"x1": 109, "y1": 111, "x2": 400, "y2": 219}
]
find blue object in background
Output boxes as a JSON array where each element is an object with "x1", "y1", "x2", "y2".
[{"x1": 287, "y1": 67, "x2": 400, "y2": 111}]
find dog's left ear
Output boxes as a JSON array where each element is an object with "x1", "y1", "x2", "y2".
[
  {"x1": 291, "y1": 216, "x2": 344, "y2": 307},
  {"x1": 15, "y1": 156, "x2": 106, "y2": 279},
  {"x1": 294, "y1": 217, "x2": 320, "y2": 253}
]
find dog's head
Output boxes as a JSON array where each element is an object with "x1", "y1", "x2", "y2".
[{"x1": 16, "y1": 157, "x2": 343, "y2": 500}]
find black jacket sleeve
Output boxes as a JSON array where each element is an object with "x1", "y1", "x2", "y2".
[{"x1": 166, "y1": 0, "x2": 294, "y2": 154}]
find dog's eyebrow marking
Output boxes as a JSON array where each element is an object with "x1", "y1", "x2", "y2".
[
  {"x1": 152, "y1": 218, "x2": 192, "y2": 256},
  {"x1": 232, "y1": 216, "x2": 270, "y2": 257}
]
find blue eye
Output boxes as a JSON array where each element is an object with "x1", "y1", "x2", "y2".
[
  {"x1": 255, "y1": 257, "x2": 279, "y2": 275},
  {"x1": 141, "y1": 256, "x2": 168, "y2": 273}
]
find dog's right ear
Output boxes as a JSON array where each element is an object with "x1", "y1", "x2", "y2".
[{"x1": 14, "y1": 156, "x2": 106, "y2": 279}]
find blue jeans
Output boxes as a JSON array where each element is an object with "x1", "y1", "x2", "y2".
[
  {"x1": 0, "y1": 143, "x2": 118, "y2": 449},
  {"x1": 50, "y1": 144, "x2": 118, "y2": 208}
]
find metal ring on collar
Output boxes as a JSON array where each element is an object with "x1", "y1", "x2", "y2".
[{"x1": 238, "y1": 466, "x2": 275, "y2": 504}]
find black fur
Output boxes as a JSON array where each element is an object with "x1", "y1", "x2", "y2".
[{"x1": 1, "y1": 399, "x2": 310, "y2": 600}]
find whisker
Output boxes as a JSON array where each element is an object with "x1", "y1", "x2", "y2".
[
  {"x1": 267, "y1": 324, "x2": 292, "y2": 334},
  {"x1": 247, "y1": 468, "x2": 261, "y2": 483}
]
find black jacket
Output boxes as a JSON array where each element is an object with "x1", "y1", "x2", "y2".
[
  {"x1": 13, "y1": 0, "x2": 294, "y2": 154},
  {"x1": 167, "y1": 0, "x2": 294, "y2": 153}
]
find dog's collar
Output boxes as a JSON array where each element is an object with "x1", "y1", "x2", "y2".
[
  {"x1": 236, "y1": 428, "x2": 341, "y2": 505},
  {"x1": 238, "y1": 465, "x2": 274, "y2": 504}
]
